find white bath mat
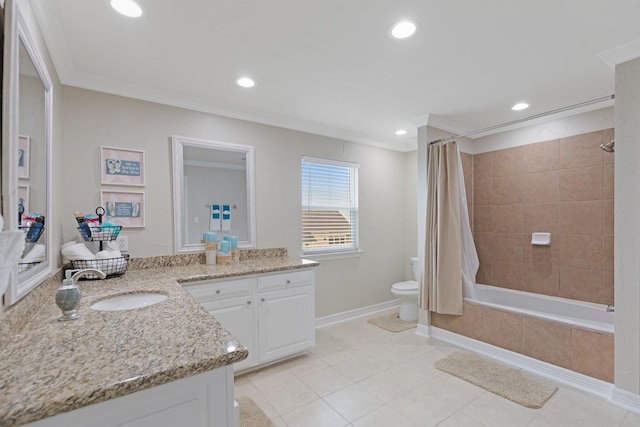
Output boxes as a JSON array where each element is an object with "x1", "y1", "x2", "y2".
[{"x1": 435, "y1": 351, "x2": 557, "y2": 408}]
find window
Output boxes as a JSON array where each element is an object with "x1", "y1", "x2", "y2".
[{"x1": 301, "y1": 157, "x2": 359, "y2": 254}]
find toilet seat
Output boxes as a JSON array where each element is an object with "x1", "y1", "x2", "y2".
[{"x1": 392, "y1": 280, "x2": 418, "y2": 291}]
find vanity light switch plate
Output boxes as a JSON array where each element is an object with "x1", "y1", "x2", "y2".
[{"x1": 116, "y1": 235, "x2": 129, "y2": 252}]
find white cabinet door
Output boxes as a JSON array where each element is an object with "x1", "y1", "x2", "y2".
[
  {"x1": 202, "y1": 296, "x2": 257, "y2": 371},
  {"x1": 258, "y1": 284, "x2": 315, "y2": 363}
]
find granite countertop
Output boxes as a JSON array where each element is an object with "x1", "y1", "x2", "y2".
[{"x1": 0, "y1": 255, "x2": 318, "y2": 426}]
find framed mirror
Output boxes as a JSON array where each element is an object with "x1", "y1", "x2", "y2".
[
  {"x1": 172, "y1": 135, "x2": 256, "y2": 253},
  {"x1": 2, "y1": 0, "x2": 53, "y2": 305}
]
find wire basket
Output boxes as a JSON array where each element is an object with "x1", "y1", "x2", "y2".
[
  {"x1": 70, "y1": 254, "x2": 129, "y2": 279},
  {"x1": 18, "y1": 262, "x2": 41, "y2": 273},
  {"x1": 77, "y1": 224, "x2": 122, "y2": 242}
]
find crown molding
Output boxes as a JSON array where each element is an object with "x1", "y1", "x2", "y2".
[{"x1": 599, "y1": 39, "x2": 640, "y2": 70}]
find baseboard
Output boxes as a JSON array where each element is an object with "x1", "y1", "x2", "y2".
[
  {"x1": 420, "y1": 326, "x2": 617, "y2": 403},
  {"x1": 315, "y1": 300, "x2": 400, "y2": 328},
  {"x1": 611, "y1": 387, "x2": 640, "y2": 414},
  {"x1": 415, "y1": 323, "x2": 430, "y2": 337}
]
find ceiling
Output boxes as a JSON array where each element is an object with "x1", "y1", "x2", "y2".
[{"x1": 31, "y1": 1, "x2": 640, "y2": 151}]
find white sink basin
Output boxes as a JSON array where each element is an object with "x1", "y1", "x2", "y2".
[{"x1": 91, "y1": 292, "x2": 168, "y2": 311}]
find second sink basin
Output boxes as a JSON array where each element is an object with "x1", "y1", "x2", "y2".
[{"x1": 91, "y1": 292, "x2": 168, "y2": 311}]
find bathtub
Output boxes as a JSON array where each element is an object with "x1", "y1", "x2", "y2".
[{"x1": 466, "y1": 283, "x2": 614, "y2": 334}]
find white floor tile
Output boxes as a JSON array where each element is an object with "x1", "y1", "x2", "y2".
[
  {"x1": 351, "y1": 405, "x2": 416, "y2": 427},
  {"x1": 262, "y1": 377, "x2": 318, "y2": 415},
  {"x1": 297, "y1": 366, "x2": 353, "y2": 396},
  {"x1": 281, "y1": 399, "x2": 350, "y2": 427},
  {"x1": 436, "y1": 412, "x2": 489, "y2": 427},
  {"x1": 324, "y1": 383, "x2": 385, "y2": 422},
  {"x1": 532, "y1": 388, "x2": 628, "y2": 427},
  {"x1": 459, "y1": 391, "x2": 541, "y2": 427},
  {"x1": 622, "y1": 411, "x2": 640, "y2": 427}
]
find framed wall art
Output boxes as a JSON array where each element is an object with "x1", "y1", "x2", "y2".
[
  {"x1": 101, "y1": 146, "x2": 145, "y2": 186},
  {"x1": 18, "y1": 135, "x2": 30, "y2": 179},
  {"x1": 100, "y1": 190, "x2": 145, "y2": 228}
]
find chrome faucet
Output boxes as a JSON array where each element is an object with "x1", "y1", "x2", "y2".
[
  {"x1": 606, "y1": 305, "x2": 615, "y2": 313},
  {"x1": 55, "y1": 268, "x2": 106, "y2": 320}
]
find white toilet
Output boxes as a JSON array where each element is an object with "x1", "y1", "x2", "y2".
[{"x1": 391, "y1": 257, "x2": 420, "y2": 322}]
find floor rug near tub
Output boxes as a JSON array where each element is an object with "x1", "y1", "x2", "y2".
[
  {"x1": 434, "y1": 352, "x2": 557, "y2": 408},
  {"x1": 237, "y1": 396, "x2": 275, "y2": 427},
  {"x1": 367, "y1": 312, "x2": 417, "y2": 332}
]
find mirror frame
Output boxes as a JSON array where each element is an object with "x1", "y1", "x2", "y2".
[
  {"x1": 171, "y1": 135, "x2": 256, "y2": 253},
  {"x1": 2, "y1": 0, "x2": 54, "y2": 305}
]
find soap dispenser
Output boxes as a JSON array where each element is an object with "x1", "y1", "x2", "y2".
[{"x1": 55, "y1": 268, "x2": 106, "y2": 321}]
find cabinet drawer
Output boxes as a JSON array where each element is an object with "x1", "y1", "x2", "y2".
[
  {"x1": 183, "y1": 278, "x2": 253, "y2": 303},
  {"x1": 257, "y1": 270, "x2": 314, "y2": 292}
]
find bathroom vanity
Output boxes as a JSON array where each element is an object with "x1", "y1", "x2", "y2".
[{"x1": 0, "y1": 253, "x2": 318, "y2": 427}]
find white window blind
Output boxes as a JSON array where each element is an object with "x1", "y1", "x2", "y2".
[{"x1": 301, "y1": 157, "x2": 359, "y2": 254}]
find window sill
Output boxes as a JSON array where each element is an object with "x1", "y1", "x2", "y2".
[{"x1": 300, "y1": 250, "x2": 363, "y2": 261}]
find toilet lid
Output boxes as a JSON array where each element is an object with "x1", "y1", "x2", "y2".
[{"x1": 392, "y1": 280, "x2": 418, "y2": 290}]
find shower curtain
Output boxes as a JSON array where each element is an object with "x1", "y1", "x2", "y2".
[{"x1": 420, "y1": 141, "x2": 479, "y2": 315}]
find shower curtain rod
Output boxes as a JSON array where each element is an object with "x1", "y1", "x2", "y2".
[{"x1": 428, "y1": 94, "x2": 615, "y2": 146}]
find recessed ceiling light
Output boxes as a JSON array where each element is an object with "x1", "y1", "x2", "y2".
[
  {"x1": 109, "y1": 0, "x2": 144, "y2": 18},
  {"x1": 236, "y1": 77, "x2": 255, "y2": 88},
  {"x1": 512, "y1": 102, "x2": 529, "y2": 111},
  {"x1": 395, "y1": 129, "x2": 407, "y2": 136},
  {"x1": 389, "y1": 20, "x2": 417, "y2": 39}
]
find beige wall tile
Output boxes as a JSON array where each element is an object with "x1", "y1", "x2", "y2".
[
  {"x1": 523, "y1": 203, "x2": 559, "y2": 235},
  {"x1": 571, "y1": 329, "x2": 614, "y2": 382},
  {"x1": 559, "y1": 166, "x2": 603, "y2": 201},
  {"x1": 473, "y1": 232, "x2": 494, "y2": 264},
  {"x1": 559, "y1": 266, "x2": 603, "y2": 303},
  {"x1": 431, "y1": 302, "x2": 483, "y2": 340},
  {"x1": 603, "y1": 163, "x2": 614, "y2": 200},
  {"x1": 493, "y1": 146, "x2": 525, "y2": 177},
  {"x1": 476, "y1": 261, "x2": 493, "y2": 284},
  {"x1": 482, "y1": 308, "x2": 523, "y2": 353},
  {"x1": 474, "y1": 152, "x2": 493, "y2": 181},
  {"x1": 523, "y1": 242, "x2": 559, "y2": 296},
  {"x1": 492, "y1": 204, "x2": 523, "y2": 233},
  {"x1": 523, "y1": 317, "x2": 571, "y2": 369},
  {"x1": 522, "y1": 171, "x2": 559, "y2": 204},
  {"x1": 523, "y1": 139, "x2": 560, "y2": 173},
  {"x1": 492, "y1": 176, "x2": 524, "y2": 205},
  {"x1": 603, "y1": 199, "x2": 614, "y2": 236},
  {"x1": 604, "y1": 235, "x2": 614, "y2": 272},
  {"x1": 603, "y1": 269, "x2": 614, "y2": 307},
  {"x1": 491, "y1": 233, "x2": 524, "y2": 262},
  {"x1": 493, "y1": 260, "x2": 524, "y2": 290},
  {"x1": 474, "y1": 179, "x2": 492, "y2": 207},
  {"x1": 558, "y1": 130, "x2": 604, "y2": 169},
  {"x1": 474, "y1": 206, "x2": 492, "y2": 233},
  {"x1": 559, "y1": 200, "x2": 603, "y2": 235},
  {"x1": 557, "y1": 234, "x2": 603, "y2": 270}
]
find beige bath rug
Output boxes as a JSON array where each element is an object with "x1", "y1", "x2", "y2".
[
  {"x1": 367, "y1": 312, "x2": 417, "y2": 332},
  {"x1": 434, "y1": 352, "x2": 557, "y2": 408},
  {"x1": 237, "y1": 396, "x2": 275, "y2": 427}
]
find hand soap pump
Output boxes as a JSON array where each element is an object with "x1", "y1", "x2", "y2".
[{"x1": 55, "y1": 268, "x2": 106, "y2": 321}]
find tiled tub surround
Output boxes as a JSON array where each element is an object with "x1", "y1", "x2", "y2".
[
  {"x1": 432, "y1": 128, "x2": 615, "y2": 383},
  {"x1": 0, "y1": 249, "x2": 317, "y2": 426},
  {"x1": 472, "y1": 128, "x2": 614, "y2": 306}
]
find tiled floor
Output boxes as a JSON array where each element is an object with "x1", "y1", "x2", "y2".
[{"x1": 234, "y1": 310, "x2": 640, "y2": 427}]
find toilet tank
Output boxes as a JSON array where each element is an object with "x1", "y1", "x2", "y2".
[{"x1": 410, "y1": 257, "x2": 420, "y2": 281}]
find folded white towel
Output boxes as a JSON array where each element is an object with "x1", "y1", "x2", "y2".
[
  {"x1": 61, "y1": 242, "x2": 96, "y2": 261},
  {"x1": 21, "y1": 244, "x2": 45, "y2": 263}
]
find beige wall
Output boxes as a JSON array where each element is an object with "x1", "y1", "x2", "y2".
[
  {"x1": 61, "y1": 86, "x2": 413, "y2": 317},
  {"x1": 470, "y1": 129, "x2": 615, "y2": 305}
]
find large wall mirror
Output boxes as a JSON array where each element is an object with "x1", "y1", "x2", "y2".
[
  {"x1": 172, "y1": 135, "x2": 256, "y2": 253},
  {"x1": 2, "y1": 0, "x2": 53, "y2": 305}
]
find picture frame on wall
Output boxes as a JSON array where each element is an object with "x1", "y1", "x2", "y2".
[
  {"x1": 101, "y1": 146, "x2": 145, "y2": 186},
  {"x1": 18, "y1": 184, "x2": 29, "y2": 216},
  {"x1": 100, "y1": 190, "x2": 145, "y2": 228},
  {"x1": 18, "y1": 135, "x2": 30, "y2": 179}
]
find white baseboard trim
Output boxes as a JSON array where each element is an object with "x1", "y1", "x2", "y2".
[
  {"x1": 415, "y1": 323, "x2": 430, "y2": 338},
  {"x1": 611, "y1": 387, "x2": 640, "y2": 414},
  {"x1": 419, "y1": 326, "x2": 619, "y2": 404},
  {"x1": 315, "y1": 300, "x2": 400, "y2": 328}
]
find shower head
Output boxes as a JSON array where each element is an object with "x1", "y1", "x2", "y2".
[{"x1": 600, "y1": 139, "x2": 615, "y2": 153}]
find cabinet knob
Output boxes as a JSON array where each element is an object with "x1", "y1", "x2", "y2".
[
  {"x1": 260, "y1": 298, "x2": 265, "y2": 303},
  {"x1": 247, "y1": 300, "x2": 252, "y2": 305},
  {"x1": 216, "y1": 290, "x2": 221, "y2": 295},
  {"x1": 286, "y1": 280, "x2": 291, "y2": 284}
]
